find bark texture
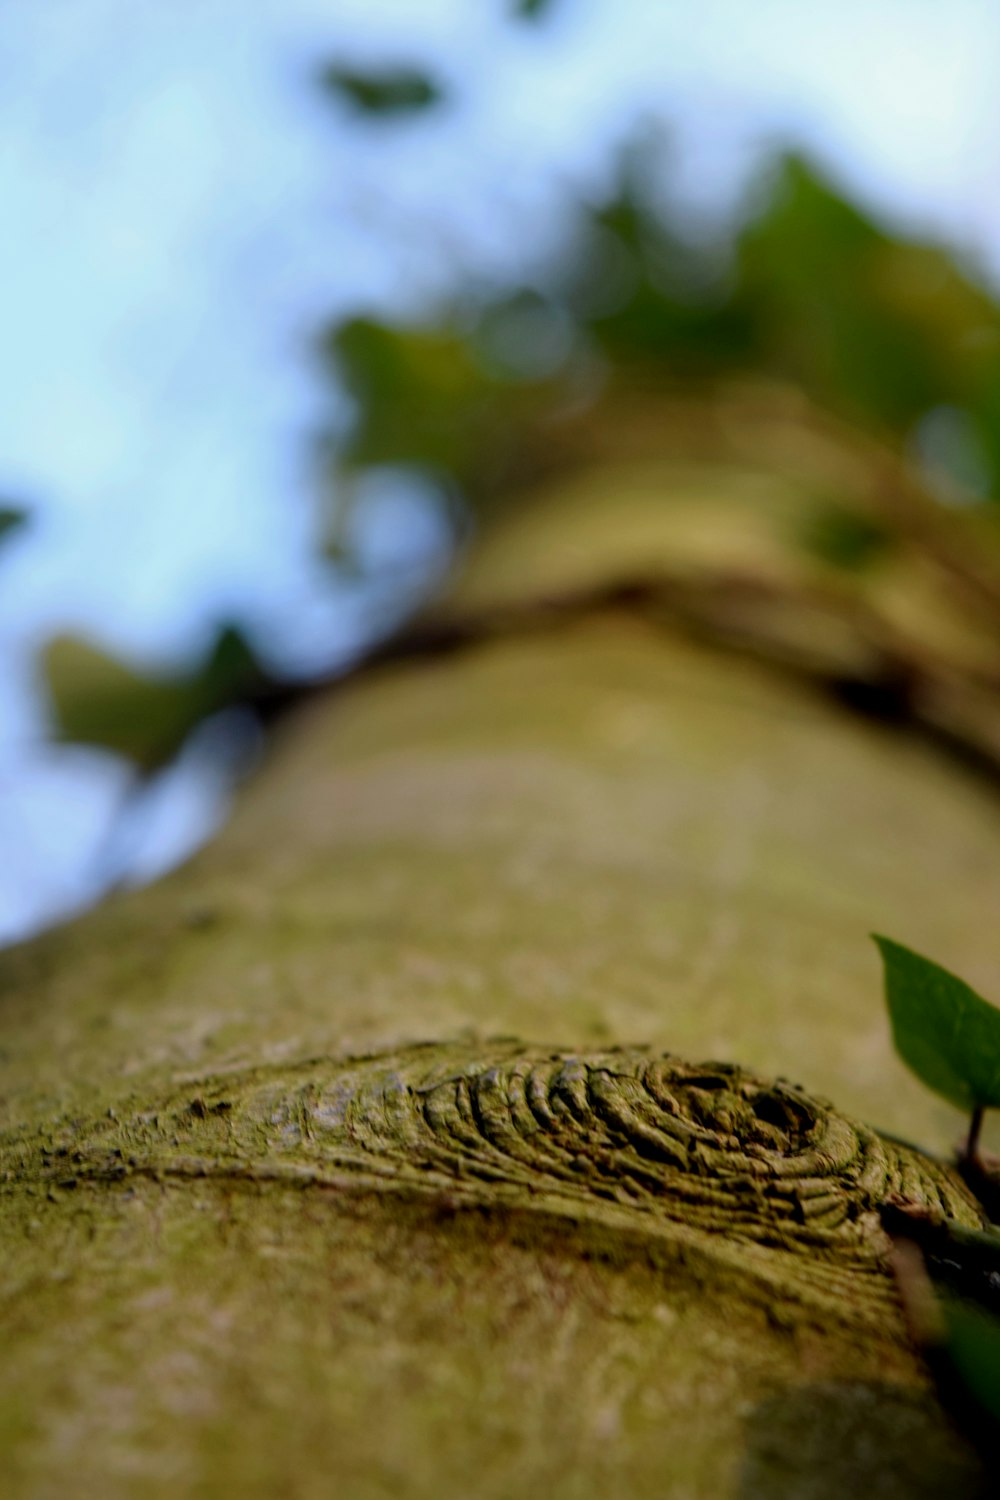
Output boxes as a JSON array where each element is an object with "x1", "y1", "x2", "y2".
[{"x1": 3, "y1": 391, "x2": 1000, "y2": 1496}]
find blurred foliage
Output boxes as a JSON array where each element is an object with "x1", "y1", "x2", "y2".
[
  {"x1": 736, "y1": 160, "x2": 1000, "y2": 445},
  {"x1": 329, "y1": 148, "x2": 1000, "y2": 518},
  {"x1": 42, "y1": 625, "x2": 269, "y2": 775},
  {"x1": 35, "y1": 90, "x2": 1000, "y2": 772},
  {"x1": 319, "y1": 65, "x2": 444, "y2": 117}
]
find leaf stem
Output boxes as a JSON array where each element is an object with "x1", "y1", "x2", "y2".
[{"x1": 965, "y1": 1105, "x2": 986, "y2": 1165}]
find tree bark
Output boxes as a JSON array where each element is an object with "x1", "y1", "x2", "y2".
[{"x1": 3, "y1": 388, "x2": 999, "y2": 1497}]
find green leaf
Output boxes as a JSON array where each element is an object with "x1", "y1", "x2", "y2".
[
  {"x1": 873, "y1": 936, "x2": 1000, "y2": 1112},
  {"x1": 513, "y1": 0, "x2": 558, "y2": 19},
  {"x1": 320, "y1": 65, "x2": 443, "y2": 117}
]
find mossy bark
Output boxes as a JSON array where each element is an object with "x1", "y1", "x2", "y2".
[{"x1": 3, "y1": 397, "x2": 1000, "y2": 1496}]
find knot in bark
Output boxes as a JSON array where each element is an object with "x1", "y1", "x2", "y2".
[{"x1": 7, "y1": 1041, "x2": 980, "y2": 1326}]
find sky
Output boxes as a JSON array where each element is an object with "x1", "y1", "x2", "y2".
[{"x1": 1, "y1": 0, "x2": 999, "y2": 942}]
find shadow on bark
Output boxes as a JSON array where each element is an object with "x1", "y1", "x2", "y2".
[{"x1": 739, "y1": 1381, "x2": 983, "y2": 1499}]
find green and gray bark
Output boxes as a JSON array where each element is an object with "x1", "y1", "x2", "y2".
[{"x1": 4, "y1": 387, "x2": 1000, "y2": 1497}]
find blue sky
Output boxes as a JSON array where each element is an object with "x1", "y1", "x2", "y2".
[{"x1": 1, "y1": 0, "x2": 999, "y2": 941}]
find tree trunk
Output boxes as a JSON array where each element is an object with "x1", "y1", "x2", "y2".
[{"x1": 3, "y1": 389, "x2": 999, "y2": 1497}]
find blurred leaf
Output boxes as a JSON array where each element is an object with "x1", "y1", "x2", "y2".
[
  {"x1": 513, "y1": 0, "x2": 557, "y2": 19},
  {"x1": 330, "y1": 315, "x2": 556, "y2": 509},
  {"x1": 42, "y1": 625, "x2": 268, "y2": 774},
  {"x1": 874, "y1": 936, "x2": 1000, "y2": 1113},
  {"x1": 797, "y1": 502, "x2": 892, "y2": 572},
  {"x1": 738, "y1": 158, "x2": 937, "y2": 429},
  {"x1": 320, "y1": 65, "x2": 443, "y2": 117},
  {"x1": 334, "y1": 318, "x2": 487, "y2": 480},
  {"x1": 735, "y1": 156, "x2": 1000, "y2": 451},
  {"x1": 198, "y1": 624, "x2": 265, "y2": 709},
  {"x1": 565, "y1": 138, "x2": 752, "y2": 369},
  {"x1": 0, "y1": 505, "x2": 28, "y2": 544},
  {"x1": 43, "y1": 636, "x2": 196, "y2": 773},
  {"x1": 943, "y1": 1297, "x2": 1000, "y2": 1427}
]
